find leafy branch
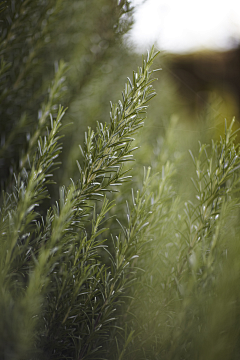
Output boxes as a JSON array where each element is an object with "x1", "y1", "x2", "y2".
[{"x1": 177, "y1": 119, "x2": 240, "y2": 280}]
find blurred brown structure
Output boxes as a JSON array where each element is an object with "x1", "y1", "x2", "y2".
[{"x1": 166, "y1": 46, "x2": 240, "y2": 122}]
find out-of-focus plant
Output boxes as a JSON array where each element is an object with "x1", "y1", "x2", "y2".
[{"x1": 116, "y1": 118, "x2": 240, "y2": 360}]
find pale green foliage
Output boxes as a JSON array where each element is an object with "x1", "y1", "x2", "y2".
[{"x1": 118, "y1": 118, "x2": 240, "y2": 360}]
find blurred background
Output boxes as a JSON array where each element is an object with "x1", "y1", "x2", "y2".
[
  {"x1": 53, "y1": 0, "x2": 240, "y2": 194},
  {"x1": 129, "y1": 0, "x2": 240, "y2": 53},
  {"x1": 128, "y1": 0, "x2": 240, "y2": 126}
]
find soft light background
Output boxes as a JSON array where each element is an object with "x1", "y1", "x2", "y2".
[{"x1": 129, "y1": 0, "x2": 240, "y2": 53}]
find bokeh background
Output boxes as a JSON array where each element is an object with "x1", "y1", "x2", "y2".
[{"x1": 52, "y1": 0, "x2": 240, "y2": 202}]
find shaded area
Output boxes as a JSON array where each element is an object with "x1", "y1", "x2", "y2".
[{"x1": 166, "y1": 46, "x2": 240, "y2": 121}]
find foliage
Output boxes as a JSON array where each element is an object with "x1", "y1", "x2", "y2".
[
  {"x1": 0, "y1": 4, "x2": 159, "y2": 355},
  {"x1": 0, "y1": 0, "x2": 133, "y2": 189},
  {"x1": 117, "y1": 118, "x2": 240, "y2": 360},
  {"x1": 1, "y1": 1, "x2": 240, "y2": 360}
]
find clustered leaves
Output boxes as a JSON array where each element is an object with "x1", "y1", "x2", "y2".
[
  {"x1": 117, "y1": 118, "x2": 240, "y2": 360},
  {"x1": 0, "y1": 0, "x2": 66, "y2": 189},
  {"x1": 0, "y1": 19, "x2": 160, "y2": 356},
  {"x1": 1, "y1": 1, "x2": 240, "y2": 360},
  {"x1": 77, "y1": 49, "x2": 158, "y2": 197}
]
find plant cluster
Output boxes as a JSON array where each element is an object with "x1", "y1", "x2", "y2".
[
  {"x1": 119, "y1": 118, "x2": 240, "y2": 360},
  {"x1": 1, "y1": 1, "x2": 240, "y2": 360},
  {"x1": 0, "y1": 5, "x2": 159, "y2": 354}
]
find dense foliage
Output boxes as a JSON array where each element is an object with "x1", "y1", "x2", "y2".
[{"x1": 1, "y1": 1, "x2": 240, "y2": 360}]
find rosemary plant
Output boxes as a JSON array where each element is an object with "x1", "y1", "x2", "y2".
[
  {"x1": 117, "y1": 118, "x2": 240, "y2": 360},
  {"x1": 0, "y1": 38, "x2": 159, "y2": 358},
  {"x1": 1, "y1": 2, "x2": 240, "y2": 360}
]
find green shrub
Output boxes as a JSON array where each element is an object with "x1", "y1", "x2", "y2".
[
  {"x1": 1, "y1": 1, "x2": 240, "y2": 360},
  {"x1": 118, "y1": 118, "x2": 240, "y2": 360},
  {"x1": 0, "y1": 6, "x2": 159, "y2": 354}
]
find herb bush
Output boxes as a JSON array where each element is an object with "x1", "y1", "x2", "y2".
[{"x1": 1, "y1": 1, "x2": 240, "y2": 360}]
